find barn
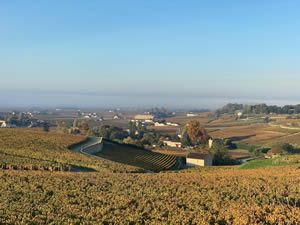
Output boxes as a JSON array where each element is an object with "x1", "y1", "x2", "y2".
[{"x1": 186, "y1": 153, "x2": 213, "y2": 167}]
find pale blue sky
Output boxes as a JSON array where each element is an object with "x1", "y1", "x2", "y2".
[{"x1": 1, "y1": 1, "x2": 300, "y2": 108}]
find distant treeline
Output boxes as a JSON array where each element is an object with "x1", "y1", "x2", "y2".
[{"x1": 217, "y1": 103, "x2": 300, "y2": 115}]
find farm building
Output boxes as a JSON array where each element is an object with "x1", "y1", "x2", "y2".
[
  {"x1": 163, "y1": 140, "x2": 182, "y2": 148},
  {"x1": 166, "y1": 122, "x2": 179, "y2": 126},
  {"x1": 113, "y1": 115, "x2": 120, "y2": 119},
  {"x1": 154, "y1": 122, "x2": 166, "y2": 127},
  {"x1": 0, "y1": 120, "x2": 7, "y2": 128},
  {"x1": 134, "y1": 115, "x2": 154, "y2": 120},
  {"x1": 186, "y1": 153, "x2": 213, "y2": 167}
]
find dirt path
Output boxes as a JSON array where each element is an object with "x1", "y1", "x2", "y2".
[
  {"x1": 268, "y1": 122, "x2": 300, "y2": 131},
  {"x1": 277, "y1": 131, "x2": 300, "y2": 139},
  {"x1": 267, "y1": 122, "x2": 300, "y2": 141}
]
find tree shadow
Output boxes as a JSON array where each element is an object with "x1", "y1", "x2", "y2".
[{"x1": 230, "y1": 134, "x2": 256, "y2": 141}]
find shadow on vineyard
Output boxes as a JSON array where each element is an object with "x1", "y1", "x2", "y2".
[{"x1": 96, "y1": 140, "x2": 184, "y2": 172}]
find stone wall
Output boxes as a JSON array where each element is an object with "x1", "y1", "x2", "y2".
[{"x1": 81, "y1": 137, "x2": 103, "y2": 154}]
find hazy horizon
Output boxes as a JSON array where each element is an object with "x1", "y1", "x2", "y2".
[
  {"x1": 2, "y1": 89, "x2": 300, "y2": 110},
  {"x1": 1, "y1": 1, "x2": 300, "y2": 108}
]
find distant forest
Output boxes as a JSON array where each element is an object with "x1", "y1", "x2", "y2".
[{"x1": 217, "y1": 103, "x2": 300, "y2": 115}]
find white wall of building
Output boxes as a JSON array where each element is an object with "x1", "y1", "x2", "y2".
[{"x1": 186, "y1": 155, "x2": 212, "y2": 167}]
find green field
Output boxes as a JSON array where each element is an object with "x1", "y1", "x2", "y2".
[
  {"x1": 96, "y1": 141, "x2": 180, "y2": 172},
  {"x1": 238, "y1": 155, "x2": 300, "y2": 169}
]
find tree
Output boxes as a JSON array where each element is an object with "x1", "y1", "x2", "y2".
[
  {"x1": 78, "y1": 120, "x2": 89, "y2": 135},
  {"x1": 56, "y1": 121, "x2": 68, "y2": 134},
  {"x1": 142, "y1": 132, "x2": 156, "y2": 145},
  {"x1": 87, "y1": 128, "x2": 94, "y2": 136},
  {"x1": 170, "y1": 133, "x2": 180, "y2": 142},
  {"x1": 43, "y1": 122, "x2": 49, "y2": 132},
  {"x1": 96, "y1": 125, "x2": 128, "y2": 140},
  {"x1": 209, "y1": 143, "x2": 232, "y2": 165},
  {"x1": 264, "y1": 116, "x2": 270, "y2": 123},
  {"x1": 181, "y1": 132, "x2": 191, "y2": 147},
  {"x1": 123, "y1": 137, "x2": 144, "y2": 148},
  {"x1": 98, "y1": 125, "x2": 110, "y2": 138},
  {"x1": 184, "y1": 120, "x2": 210, "y2": 146},
  {"x1": 129, "y1": 121, "x2": 137, "y2": 137},
  {"x1": 136, "y1": 121, "x2": 145, "y2": 138}
]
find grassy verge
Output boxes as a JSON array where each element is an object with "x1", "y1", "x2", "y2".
[{"x1": 238, "y1": 155, "x2": 300, "y2": 169}]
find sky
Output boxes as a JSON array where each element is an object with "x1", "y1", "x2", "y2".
[{"x1": 1, "y1": 0, "x2": 300, "y2": 109}]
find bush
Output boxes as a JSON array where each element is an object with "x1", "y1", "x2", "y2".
[
  {"x1": 209, "y1": 143, "x2": 234, "y2": 165},
  {"x1": 253, "y1": 147, "x2": 270, "y2": 156},
  {"x1": 271, "y1": 143, "x2": 294, "y2": 155},
  {"x1": 234, "y1": 142, "x2": 259, "y2": 152}
]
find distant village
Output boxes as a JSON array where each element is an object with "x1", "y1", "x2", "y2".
[{"x1": 0, "y1": 111, "x2": 45, "y2": 128}]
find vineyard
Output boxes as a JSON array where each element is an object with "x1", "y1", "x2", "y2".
[
  {"x1": 0, "y1": 166, "x2": 299, "y2": 224},
  {"x1": 0, "y1": 129, "x2": 143, "y2": 173},
  {"x1": 96, "y1": 141, "x2": 179, "y2": 172},
  {"x1": 0, "y1": 129, "x2": 300, "y2": 224}
]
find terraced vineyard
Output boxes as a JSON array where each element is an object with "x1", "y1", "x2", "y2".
[{"x1": 96, "y1": 141, "x2": 179, "y2": 172}]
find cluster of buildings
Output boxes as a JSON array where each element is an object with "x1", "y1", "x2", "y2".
[
  {"x1": 0, "y1": 119, "x2": 46, "y2": 129},
  {"x1": 78, "y1": 111, "x2": 104, "y2": 121},
  {"x1": 133, "y1": 114, "x2": 179, "y2": 127}
]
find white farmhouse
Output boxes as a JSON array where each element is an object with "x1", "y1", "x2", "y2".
[
  {"x1": 186, "y1": 153, "x2": 213, "y2": 167},
  {"x1": 163, "y1": 140, "x2": 182, "y2": 148},
  {"x1": 166, "y1": 122, "x2": 179, "y2": 126}
]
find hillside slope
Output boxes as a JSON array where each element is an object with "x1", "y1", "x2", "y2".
[{"x1": 0, "y1": 129, "x2": 142, "y2": 173}]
